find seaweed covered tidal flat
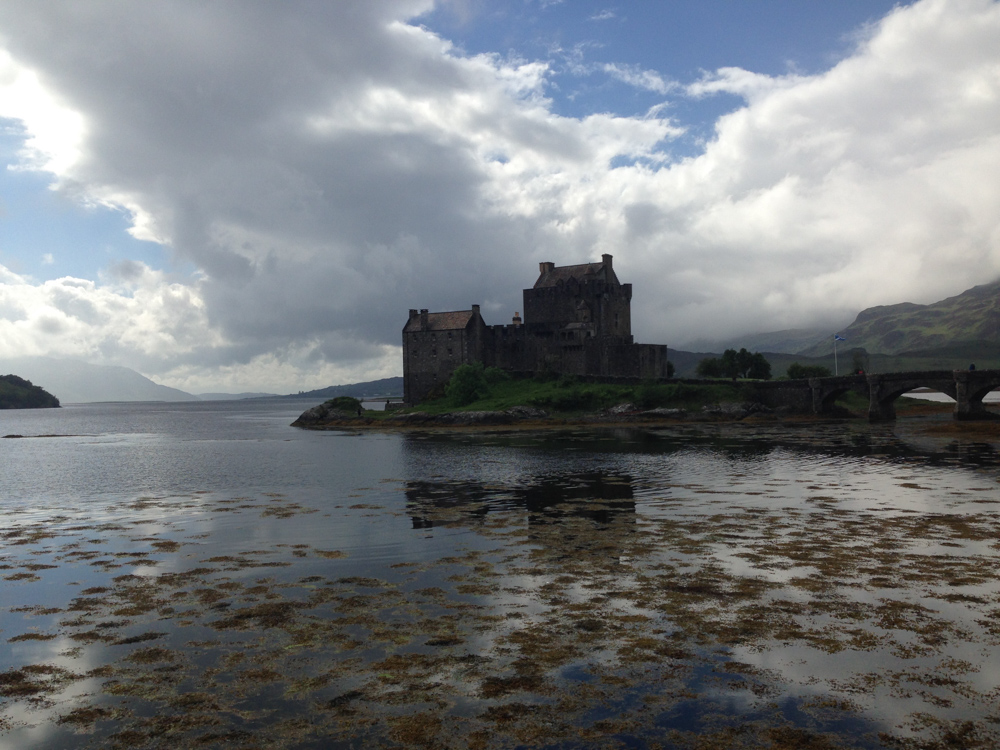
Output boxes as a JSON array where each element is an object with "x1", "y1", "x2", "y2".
[{"x1": 1, "y1": 401, "x2": 1000, "y2": 748}]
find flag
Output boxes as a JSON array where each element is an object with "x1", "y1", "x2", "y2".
[{"x1": 834, "y1": 335, "x2": 846, "y2": 341}]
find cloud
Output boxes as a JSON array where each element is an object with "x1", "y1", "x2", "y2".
[
  {"x1": 0, "y1": 0, "x2": 997, "y2": 390},
  {"x1": 589, "y1": 9, "x2": 617, "y2": 22},
  {"x1": 602, "y1": 63, "x2": 676, "y2": 95}
]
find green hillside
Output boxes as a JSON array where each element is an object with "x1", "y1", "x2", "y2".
[
  {"x1": 798, "y1": 280, "x2": 1000, "y2": 357},
  {"x1": 0, "y1": 374, "x2": 60, "y2": 409}
]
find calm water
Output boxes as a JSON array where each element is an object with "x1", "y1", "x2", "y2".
[{"x1": 1, "y1": 400, "x2": 999, "y2": 749}]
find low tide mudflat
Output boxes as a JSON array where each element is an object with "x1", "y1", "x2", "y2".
[{"x1": 1, "y1": 400, "x2": 999, "y2": 749}]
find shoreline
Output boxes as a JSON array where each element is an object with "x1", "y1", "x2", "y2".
[{"x1": 290, "y1": 400, "x2": 1000, "y2": 434}]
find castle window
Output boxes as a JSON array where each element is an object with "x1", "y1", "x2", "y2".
[
  {"x1": 431, "y1": 349, "x2": 437, "y2": 357},
  {"x1": 448, "y1": 348, "x2": 453, "y2": 356}
]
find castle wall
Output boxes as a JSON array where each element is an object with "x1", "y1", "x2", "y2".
[
  {"x1": 522, "y1": 280, "x2": 633, "y2": 340},
  {"x1": 403, "y1": 310, "x2": 487, "y2": 404}
]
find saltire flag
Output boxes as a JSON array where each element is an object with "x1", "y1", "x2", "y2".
[{"x1": 834, "y1": 335, "x2": 846, "y2": 341}]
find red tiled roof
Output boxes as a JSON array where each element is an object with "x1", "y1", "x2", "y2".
[
  {"x1": 533, "y1": 261, "x2": 619, "y2": 289},
  {"x1": 404, "y1": 310, "x2": 477, "y2": 332}
]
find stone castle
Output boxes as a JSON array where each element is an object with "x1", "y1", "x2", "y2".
[{"x1": 402, "y1": 255, "x2": 669, "y2": 404}]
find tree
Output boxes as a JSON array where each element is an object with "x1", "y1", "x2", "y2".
[
  {"x1": 721, "y1": 349, "x2": 741, "y2": 379},
  {"x1": 696, "y1": 357, "x2": 724, "y2": 378},
  {"x1": 746, "y1": 352, "x2": 772, "y2": 380},
  {"x1": 787, "y1": 363, "x2": 832, "y2": 379},
  {"x1": 696, "y1": 349, "x2": 771, "y2": 380}
]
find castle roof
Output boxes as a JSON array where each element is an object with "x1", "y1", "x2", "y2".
[
  {"x1": 533, "y1": 259, "x2": 619, "y2": 289},
  {"x1": 403, "y1": 310, "x2": 478, "y2": 332}
]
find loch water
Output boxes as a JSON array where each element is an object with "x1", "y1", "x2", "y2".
[{"x1": 1, "y1": 400, "x2": 999, "y2": 749}]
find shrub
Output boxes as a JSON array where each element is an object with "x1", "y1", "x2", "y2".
[
  {"x1": 445, "y1": 363, "x2": 491, "y2": 406},
  {"x1": 636, "y1": 381, "x2": 660, "y2": 409},
  {"x1": 325, "y1": 396, "x2": 363, "y2": 413}
]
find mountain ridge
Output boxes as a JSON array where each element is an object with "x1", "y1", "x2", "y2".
[{"x1": 798, "y1": 279, "x2": 1000, "y2": 357}]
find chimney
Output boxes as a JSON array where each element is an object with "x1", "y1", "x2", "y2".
[
  {"x1": 471, "y1": 304, "x2": 480, "y2": 315},
  {"x1": 539, "y1": 261, "x2": 555, "y2": 274},
  {"x1": 512, "y1": 311, "x2": 522, "y2": 327},
  {"x1": 602, "y1": 253, "x2": 613, "y2": 269},
  {"x1": 420, "y1": 309, "x2": 428, "y2": 328},
  {"x1": 409, "y1": 309, "x2": 418, "y2": 319}
]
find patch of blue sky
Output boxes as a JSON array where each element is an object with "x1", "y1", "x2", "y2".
[
  {"x1": 0, "y1": 121, "x2": 171, "y2": 282},
  {"x1": 419, "y1": 0, "x2": 915, "y2": 157}
]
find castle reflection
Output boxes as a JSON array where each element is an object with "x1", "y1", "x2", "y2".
[{"x1": 404, "y1": 472, "x2": 637, "y2": 552}]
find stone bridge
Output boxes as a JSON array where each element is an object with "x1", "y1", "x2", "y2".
[{"x1": 750, "y1": 369, "x2": 1000, "y2": 422}]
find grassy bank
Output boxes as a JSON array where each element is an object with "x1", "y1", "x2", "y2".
[
  {"x1": 393, "y1": 373, "x2": 785, "y2": 417},
  {"x1": 332, "y1": 371, "x2": 945, "y2": 422}
]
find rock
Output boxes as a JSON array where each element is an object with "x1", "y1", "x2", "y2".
[
  {"x1": 435, "y1": 411, "x2": 514, "y2": 425},
  {"x1": 504, "y1": 406, "x2": 548, "y2": 419},
  {"x1": 606, "y1": 403, "x2": 637, "y2": 415},
  {"x1": 291, "y1": 403, "x2": 365, "y2": 426},
  {"x1": 639, "y1": 407, "x2": 686, "y2": 418},
  {"x1": 384, "y1": 412, "x2": 435, "y2": 424},
  {"x1": 701, "y1": 402, "x2": 771, "y2": 419}
]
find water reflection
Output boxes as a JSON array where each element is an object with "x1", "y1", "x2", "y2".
[
  {"x1": 2, "y1": 405, "x2": 1000, "y2": 749},
  {"x1": 405, "y1": 472, "x2": 635, "y2": 529}
]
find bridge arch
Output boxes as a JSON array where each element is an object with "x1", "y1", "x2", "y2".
[
  {"x1": 868, "y1": 371, "x2": 1000, "y2": 422},
  {"x1": 808, "y1": 375, "x2": 867, "y2": 414},
  {"x1": 954, "y1": 371, "x2": 1000, "y2": 420}
]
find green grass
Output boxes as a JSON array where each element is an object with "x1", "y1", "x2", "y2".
[{"x1": 398, "y1": 375, "x2": 752, "y2": 416}]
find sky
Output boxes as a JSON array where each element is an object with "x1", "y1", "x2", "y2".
[{"x1": 0, "y1": 0, "x2": 998, "y2": 393}]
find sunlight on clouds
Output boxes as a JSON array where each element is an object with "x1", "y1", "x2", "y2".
[
  {"x1": 0, "y1": 261, "x2": 220, "y2": 361},
  {"x1": 159, "y1": 342, "x2": 402, "y2": 394},
  {"x1": 0, "y1": 49, "x2": 84, "y2": 175}
]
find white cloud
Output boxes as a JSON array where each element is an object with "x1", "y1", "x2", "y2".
[
  {"x1": 602, "y1": 63, "x2": 676, "y2": 95},
  {"x1": 41, "y1": 253, "x2": 53, "y2": 264},
  {"x1": 0, "y1": 0, "x2": 997, "y2": 389}
]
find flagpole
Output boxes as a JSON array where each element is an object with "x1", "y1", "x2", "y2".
[{"x1": 834, "y1": 335, "x2": 838, "y2": 376}]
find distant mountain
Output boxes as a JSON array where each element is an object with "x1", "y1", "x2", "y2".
[
  {"x1": 684, "y1": 328, "x2": 833, "y2": 356},
  {"x1": 280, "y1": 377, "x2": 404, "y2": 401},
  {"x1": 1, "y1": 357, "x2": 198, "y2": 403},
  {"x1": 798, "y1": 280, "x2": 1000, "y2": 357},
  {"x1": 197, "y1": 392, "x2": 279, "y2": 401}
]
